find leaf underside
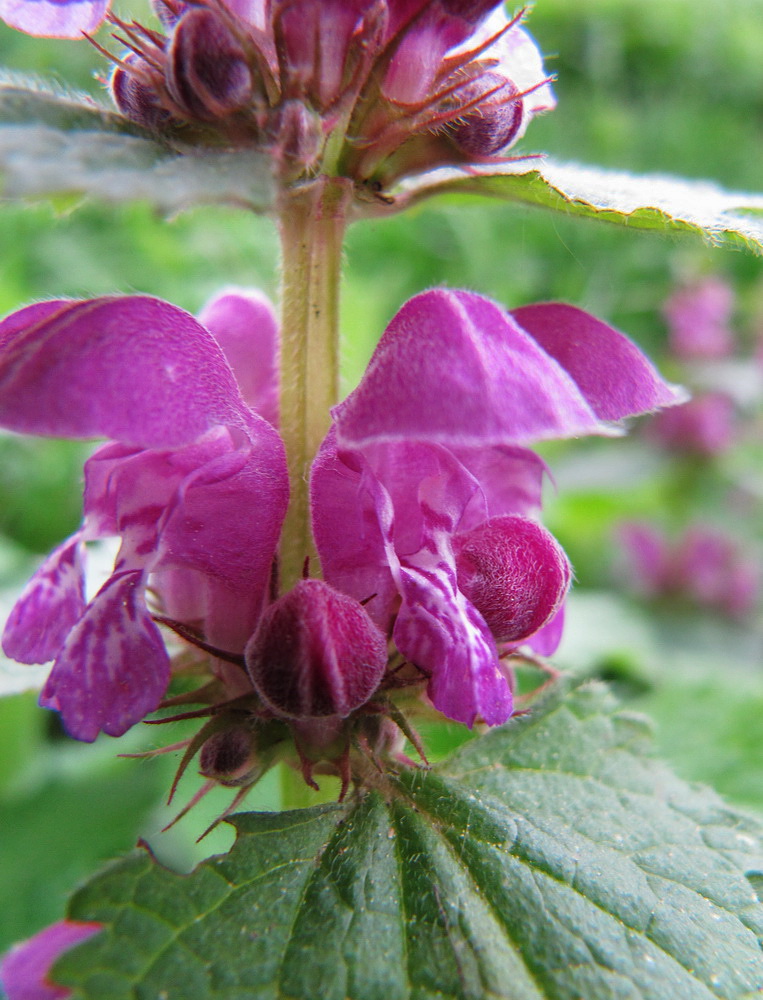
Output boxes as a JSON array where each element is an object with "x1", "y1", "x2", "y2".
[
  {"x1": 0, "y1": 79, "x2": 274, "y2": 214},
  {"x1": 2, "y1": 80, "x2": 763, "y2": 252},
  {"x1": 391, "y1": 159, "x2": 763, "y2": 255},
  {"x1": 55, "y1": 681, "x2": 763, "y2": 1000}
]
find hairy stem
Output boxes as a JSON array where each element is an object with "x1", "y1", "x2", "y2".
[{"x1": 277, "y1": 176, "x2": 352, "y2": 592}]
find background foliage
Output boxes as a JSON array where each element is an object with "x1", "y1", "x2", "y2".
[{"x1": 0, "y1": 0, "x2": 761, "y2": 958}]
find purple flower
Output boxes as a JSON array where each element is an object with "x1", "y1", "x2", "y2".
[
  {"x1": 618, "y1": 520, "x2": 760, "y2": 620},
  {"x1": 1, "y1": 291, "x2": 288, "y2": 741},
  {"x1": 645, "y1": 391, "x2": 736, "y2": 456},
  {"x1": 663, "y1": 276, "x2": 735, "y2": 361},
  {"x1": 313, "y1": 290, "x2": 683, "y2": 725},
  {"x1": 1, "y1": 287, "x2": 682, "y2": 739},
  {"x1": 0, "y1": 920, "x2": 102, "y2": 1000},
  {"x1": 0, "y1": 0, "x2": 108, "y2": 38}
]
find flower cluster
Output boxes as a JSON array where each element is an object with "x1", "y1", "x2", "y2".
[
  {"x1": 619, "y1": 521, "x2": 760, "y2": 621},
  {"x1": 0, "y1": 0, "x2": 555, "y2": 190},
  {"x1": 0, "y1": 286, "x2": 681, "y2": 791}
]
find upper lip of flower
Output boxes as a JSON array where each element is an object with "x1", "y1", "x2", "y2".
[{"x1": 0, "y1": 285, "x2": 685, "y2": 739}]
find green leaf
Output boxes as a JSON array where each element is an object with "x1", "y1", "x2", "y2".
[
  {"x1": 55, "y1": 681, "x2": 763, "y2": 1000},
  {"x1": 393, "y1": 159, "x2": 763, "y2": 254},
  {"x1": 0, "y1": 78, "x2": 274, "y2": 214}
]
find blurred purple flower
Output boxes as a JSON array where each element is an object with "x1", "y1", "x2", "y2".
[
  {"x1": 1, "y1": 288, "x2": 681, "y2": 737},
  {"x1": 0, "y1": 0, "x2": 108, "y2": 38},
  {"x1": 645, "y1": 391, "x2": 736, "y2": 456},
  {"x1": 663, "y1": 276, "x2": 735, "y2": 361},
  {"x1": 0, "y1": 920, "x2": 101, "y2": 1000},
  {"x1": 619, "y1": 521, "x2": 759, "y2": 620}
]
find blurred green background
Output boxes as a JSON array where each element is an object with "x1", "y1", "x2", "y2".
[{"x1": 0, "y1": 0, "x2": 762, "y2": 955}]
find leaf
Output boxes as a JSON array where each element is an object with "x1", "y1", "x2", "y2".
[
  {"x1": 54, "y1": 680, "x2": 763, "y2": 1000},
  {"x1": 391, "y1": 159, "x2": 763, "y2": 254},
  {"x1": 0, "y1": 78, "x2": 274, "y2": 214}
]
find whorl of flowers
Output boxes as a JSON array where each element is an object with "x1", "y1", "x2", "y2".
[{"x1": 0, "y1": 0, "x2": 556, "y2": 190}]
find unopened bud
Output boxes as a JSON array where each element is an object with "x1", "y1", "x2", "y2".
[
  {"x1": 448, "y1": 72, "x2": 523, "y2": 156},
  {"x1": 455, "y1": 516, "x2": 571, "y2": 644},
  {"x1": 111, "y1": 56, "x2": 174, "y2": 131},
  {"x1": 167, "y1": 7, "x2": 253, "y2": 121},
  {"x1": 245, "y1": 579, "x2": 387, "y2": 719},
  {"x1": 199, "y1": 727, "x2": 256, "y2": 786},
  {"x1": 270, "y1": 100, "x2": 324, "y2": 173}
]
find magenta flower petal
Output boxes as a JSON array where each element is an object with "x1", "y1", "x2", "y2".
[
  {"x1": 310, "y1": 430, "x2": 398, "y2": 630},
  {"x1": 393, "y1": 544, "x2": 512, "y2": 728},
  {"x1": 197, "y1": 288, "x2": 280, "y2": 426},
  {"x1": 2, "y1": 536, "x2": 85, "y2": 665},
  {"x1": 1, "y1": 921, "x2": 101, "y2": 1000},
  {"x1": 0, "y1": 297, "x2": 251, "y2": 448},
  {"x1": 383, "y1": 0, "x2": 502, "y2": 104},
  {"x1": 511, "y1": 302, "x2": 686, "y2": 420},
  {"x1": 40, "y1": 570, "x2": 170, "y2": 741},
  {"x1": 156, "y1": 435, "x2": 288, "y2": 650},
  {"x1": 452, "y1": 444, "x2": 546, "y2": 530},
  {"x1": 525, "y1": 603, "x2": 565, "y2": 657},
  {"x1": 333, "y1": 289, "x2": 612, "y2": 450},
  {"x1": 0, "y1": 0, "x2": 108, "y2": 37}
]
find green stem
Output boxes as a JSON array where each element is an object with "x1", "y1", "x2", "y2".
[{"x1": 277, "y1": 176, "x2": 352, "y2": 592}]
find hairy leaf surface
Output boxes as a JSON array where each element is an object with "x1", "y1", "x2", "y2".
[
  {"x1": 0, "y1": 80, "x2": 274, "y2": 213},
  {"x1": 392, "y1": 160, "x2": 763, "y2": 254},
  {"x1": 55, "y1": 682, "x2": 763, "y2": 1000}
]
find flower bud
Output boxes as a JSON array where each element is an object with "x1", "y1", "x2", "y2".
[
  {"x1": 448, "y1": 72, "x2": 523, "y2": 156},
  {"x1": 455, "y1": 515, "x2": 571, "y2": 644},
  {"x1": 269, "y1": 100, "x2": 325, "y2": 175},
  {"x1": 167, "y1": 7, "x2": 253, "y2": 121},
  {"x1": 245, "y1": 579, "x2": 387, "y2": 719},
  {"x1": 199, "y1": 727, "x2": 257, "y2": 786},
  {"x1": 111, "y1": 56, "x2": 174, "y2": 132}
]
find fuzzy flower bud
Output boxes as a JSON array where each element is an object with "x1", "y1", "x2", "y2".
[
  {"x1": 447, "y1": 71, "x2": 523, "y2": 156},
  {"x1": 199, "y1": 727, "x2": 258, "y2": 786},
  {"x1": 111, "y1": 55, "x2": 176, "y2": 132},
  {"x1": 454, "y1": 515, "x2": 571, "y2": 644},
  {"x1": 245, "y1": 579, "x2": 387, "y2": 719},
  {"x1": 167, "y1": 7, "x2": 254, "y2": 121}
]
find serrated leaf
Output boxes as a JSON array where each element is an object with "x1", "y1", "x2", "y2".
[
  {"x1": 0, "y1": 79, "x2": 274, "y2": 214},
  {"x1": 392, "y1": 159, "x2": 763, "y2": 254},
  {"x1": 54, "y1": 681, "x2": 763, "y2": 1000}
]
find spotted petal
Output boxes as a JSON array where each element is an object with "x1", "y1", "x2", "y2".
[
  {"x1": 40, "y1": 570, "x2": 170, "y2": 742},
  {"x1": 393, "y1": 534, "x2": 512, "y2": 727},
  {"x1": 2, "y1": 535, "x2": 85, "y2": 665}
]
